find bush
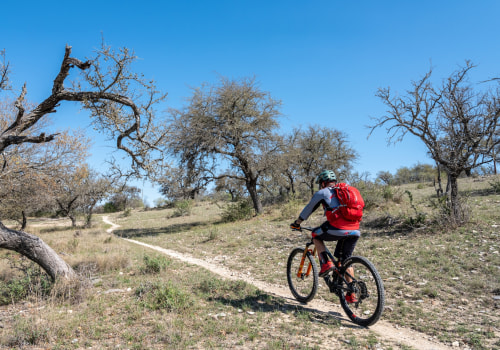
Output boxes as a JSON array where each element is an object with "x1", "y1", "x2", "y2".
[
  {"x1": 354, "y1": 182, "x2": 384, "y2": 211},
  {"x1": 140, "y1": 255, "x2": 169, "y2": 274},
  {"x1": 489, "y1": 178, "x2": 500, "y2": 193},
  {"x1": 0, "y1": 261, "x2": 52, "y2": 305},
  {"x1": 431, "y1": 195, "x2": 470, "y2": 229},
  {"x1": 103, "y1": 202, "x2": 118, "y2": 213},
  {"x1": 220, "y1": 200, "x2": 254, "y2": 222},
  {"x1": 135, "y1": 281, "x2": 193, "y2": 311},
  {"x1": 172, "y1": 199, "x2": 194, "y2": 217}
]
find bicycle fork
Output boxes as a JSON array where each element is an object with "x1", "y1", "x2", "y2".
[{"x1": 297, "y1": 242, "x2": 316, "y2": 279}]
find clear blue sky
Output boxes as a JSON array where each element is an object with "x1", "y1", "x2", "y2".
[{"x1": 2, "y1": 1, "x2": 500, "y2": 205}]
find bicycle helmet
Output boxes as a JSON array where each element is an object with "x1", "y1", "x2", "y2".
[{"x1": 315, "y1": 170, "x2": 337, "y2": 184}]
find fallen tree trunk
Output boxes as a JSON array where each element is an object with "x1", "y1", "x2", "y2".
[{"x1": 0, "y1": 221, "x2": 76, "y2": 281}]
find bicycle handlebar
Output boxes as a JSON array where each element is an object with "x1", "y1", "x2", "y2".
[{"x1": 292, "y1": 226, "x2": 314, "y2": 232}]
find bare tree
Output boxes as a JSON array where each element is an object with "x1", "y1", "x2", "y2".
[
  {"x1": 273, "y1": 129, "x2": 302, "y2": 197},
  {"x1": 376, "y1": 171, "x2": 393, "y2": 185},
  {"x1": 292, "y1": 125, "x2": 358, "y2": 195},
  {"x1": 1, "y1": 99, "x2": 91, "y2": 229},
  {"x1": 0, "y1": 49, "x2": 9, "y2": 91},
  {"x1": 0, "y1": 44, "x2": 167, "y2": 280},
  {"x1": 158, "y1": 164, "x2": 210, "y2": 201},
  {"x1": 107, "y1": 184, "x2": 142, "y2": 211},
  {"x1": 53, "y1": 165, "x2": 91, "y2": 227},
  {"x1": 214, "y1": 175, "x2": 247, "y2": 201},
  {"x1": 167, "y1": 76, "x2": 282, "y2": 214},
  {"x1": 370, "y1": 61, "x2": 500, "y2": 223},
  {"x1": 80, "y1": 170, "x2": 113, "y2": 228}
]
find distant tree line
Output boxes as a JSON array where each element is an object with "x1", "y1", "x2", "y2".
[{"x1": 376, "y1": 163, "x2": 438, "y2": 186}]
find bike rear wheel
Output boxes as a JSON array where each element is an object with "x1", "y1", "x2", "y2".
[
  {"x1": 287, "y1": 247, "x2": 318, "y2": 303},
  {"x1": 338, "y1": 256, "x2": 385, "y2": 327}
]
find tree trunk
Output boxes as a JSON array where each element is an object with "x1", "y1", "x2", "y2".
[
  {"x1": 0, "y1": 221, "x2": 76, "y2": 281},
  {"x1": 448, "y1": 174, "x2": 460, "y2": 219},
  {"x1": 445, "y1": 174, "x2": 451, "y2": 195},
  {"x1": 246, "y1": 179, "x2": 262, "y2": 214},
  {"x1": 434, "y1": 163, "x2": 444, "y2": 198},
  {"x1": 84, "y1": 206, "x2": 95, "y2": 229},
  {"x1": 69, "y1": 214, "x2": 77, "y2": 227},
  {"x1": 21, "y1": 211, "x2": 27, "y2": 231}
]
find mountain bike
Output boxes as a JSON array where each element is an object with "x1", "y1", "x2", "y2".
[{"x1": 286, "y1": 227, "x2": 385, "y2": 327}]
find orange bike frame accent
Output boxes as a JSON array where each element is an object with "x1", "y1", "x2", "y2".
[{"x1": 297, "y1": 245, "x2": 317, "y2": 278}]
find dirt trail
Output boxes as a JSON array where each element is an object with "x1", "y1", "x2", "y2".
[{"x1": 102, "y1": 216, "x2": 452, "y2": 350}]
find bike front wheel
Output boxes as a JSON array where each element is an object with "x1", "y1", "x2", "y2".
[
  {"x1": 338, "y1": 256, "x2": 385, "y2": 327},
  {"x1": 286, "y1": 247, "x2": 318, "y2": 303}
]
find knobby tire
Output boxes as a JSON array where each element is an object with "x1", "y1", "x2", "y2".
[
  {"x1": 286, "y1": 247, "x2": 318, "y2": 303},
  {"x1": 338, "y1": 255, "x2": 385, "y2": 327}
]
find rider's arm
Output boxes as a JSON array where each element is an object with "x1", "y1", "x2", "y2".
[{"x1": 297, "y1": 190, "x2": 328, "y2": 222}]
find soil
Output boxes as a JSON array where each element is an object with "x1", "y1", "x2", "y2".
[{"x1": 103, "y1": 216, "x2": 453, "y2": 350}]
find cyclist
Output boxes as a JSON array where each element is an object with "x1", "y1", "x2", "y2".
[{"x1": 290, "y1": 170, "x2": 361, "y2": 303}]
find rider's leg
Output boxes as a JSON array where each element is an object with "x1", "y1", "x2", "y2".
[
  {"x1": 313, "y1": 238, "x2": 328, "y2": 263},
  {"x1": 313, "y1": 237, "x2": 334, "y2": 276},
  {"x1": 334, "y1": 237, "x2": 359, "y2": 283}
]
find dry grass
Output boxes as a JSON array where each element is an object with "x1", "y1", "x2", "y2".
[{"x1": 0, "y1": 175, "x2": 499, "y2": 349}]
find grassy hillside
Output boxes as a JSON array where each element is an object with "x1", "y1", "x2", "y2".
[{"x1": 0, "y1": 175, "x2": 499, "y2": 349}]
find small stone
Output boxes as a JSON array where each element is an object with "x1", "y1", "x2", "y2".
[{"x1": 452, "y1": 341, "x2": 460, "y2": 347}]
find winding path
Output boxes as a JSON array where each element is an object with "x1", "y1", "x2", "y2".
[{"x1": 102, "y1": 216, "x2": 452, "y2": 350}]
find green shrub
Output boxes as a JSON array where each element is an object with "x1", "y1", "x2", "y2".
[
  {"x1": 135, "y1": 281, "x2": 193, "y2": 311},
  {"x1": 220, "y1": 200, "x2": 254, "y2": 222},
  {"x1": 173, "y1": 199, "x2": 194, "y2": 217},
  {"x1": 103, "y1": 202, "x2": 118, "y2": 213},
  {"x1": 140, "y1": 255, "x2": 169, "y2": 274},
  {"x1": 489, "y1": 178, "x2": 500, "y2": 193},
  {"x1": 0, "y1": 262, "x2": 52, "y2": 305}
]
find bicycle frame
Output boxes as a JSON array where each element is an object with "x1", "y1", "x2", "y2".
[{"x1": 298, "y1": 234, "x2": 356, "y2": 295}]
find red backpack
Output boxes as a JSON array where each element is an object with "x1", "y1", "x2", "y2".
[{"x1": 331, "y1": 183, "x2": 365, "y2": 222}]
